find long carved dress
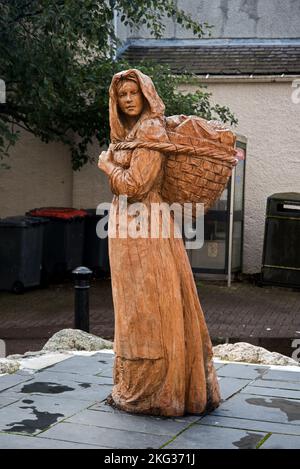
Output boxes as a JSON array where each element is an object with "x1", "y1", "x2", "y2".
[{"x1": 103, "y1": 69, "x2": 220, "y2": 417}]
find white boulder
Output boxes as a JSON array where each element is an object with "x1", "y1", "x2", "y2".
[
  {"x1": 0, "y1": 359, "x2": 20, "y2": 374},
  {"x1": 213, "y1": 341, "x2": 299, "y2": 366},
  {"x1": 42, "y1": 328, "x2": 113, "y2": 352}
]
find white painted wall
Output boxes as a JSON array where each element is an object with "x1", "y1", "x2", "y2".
[
  {"x1": 0, "y1": 129, "x2": 73, "y2": 217},
  {"x1": 0, "y1": 132, "x2": 112, "y2": 218},
  {"x1": 118, "y1": 0, "x2": 300, "y2": 40},
  {"x1": 179, "y1": 79, "x2": 300, "y2": 273},
  {"x1": 72, "y1": 139, "x2": 113, "y2": 210}
]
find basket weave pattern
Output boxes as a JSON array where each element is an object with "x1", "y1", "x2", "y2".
[
  {"x1": 162, "y1": 152, "x2": 232, "y2": 214},
  {"x1": 112, "y1": 117, "x2": 237, "y2": 217}
]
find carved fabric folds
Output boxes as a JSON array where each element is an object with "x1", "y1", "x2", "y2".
[{"x1": 107, "y1": 69, "x2": 220, "y2": 416}]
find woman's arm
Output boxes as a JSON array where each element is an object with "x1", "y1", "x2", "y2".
[
  {"x1": 106, "y1": 148, "x2": 163, "y2": 202},
  {"x1": 99, "y1": 118, "x2": 168, "y2": 202}
]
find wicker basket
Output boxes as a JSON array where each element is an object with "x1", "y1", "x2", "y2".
[
  {"x1": 162, "y1": 116, "x2": 237, "y2": 218},
  {"x1": 112, "y1": 116, "x2": 237, "y2": 218}
]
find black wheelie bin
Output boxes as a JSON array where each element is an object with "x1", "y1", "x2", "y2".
[
  {"x1": 261, "y1": 192, "x2": 300, "y2": 288},
  {"x1": 82, "y1": 208, "x2": 110, "y2": 277},
  {"x1": 0, "y1": 216, "x2": 48, "y2": 293},
  {"x1": 27, "y1": 207, "x2": 88, "y2": 282}
]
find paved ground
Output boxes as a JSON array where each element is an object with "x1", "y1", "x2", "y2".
[
  {"x1": 0, "y1": 352, "x2": 300, "y2": 449},
  {"x1": 0, "y1": 278, "x2": 299, "y2": 356}
]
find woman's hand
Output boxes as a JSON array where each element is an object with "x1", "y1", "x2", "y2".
[
  {"x1": 98, "y1": 147, "x2": 112, "y2": 169},
  {"x1": 98, "y1": 147, "x2": 115, "y2": 175}
]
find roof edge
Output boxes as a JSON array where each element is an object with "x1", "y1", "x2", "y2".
[
  {"x1": 179, "y1": 74, "x2": 300, "y2": 83},
  {"x1": 121, "y1": 38, "x2": 300, "y2": 48}
]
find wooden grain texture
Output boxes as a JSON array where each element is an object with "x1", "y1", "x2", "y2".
[{"x1": 99, "y1": 69, "x2": 222, "y2": 416}]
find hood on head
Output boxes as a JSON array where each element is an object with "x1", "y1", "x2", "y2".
[{"x1": 109, "y1": 68, "x2": 165, "y2": 142}]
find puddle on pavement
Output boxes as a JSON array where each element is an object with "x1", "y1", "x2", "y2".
[
  {"x1": 20, "y1": 382, "x2": 74, "y2": 394},
  {"x1": 232, "y1": 431, "x2": 264, "y2": 449},
  {"x1": 254, "y1": 367, "x2": 268, "y2": 378},
  {"x1": 5, "y1": 401, "x2": 64, "y2": 434},
  {"x1": 246, "y1": 397, "x2": 300, "y2": 422}
]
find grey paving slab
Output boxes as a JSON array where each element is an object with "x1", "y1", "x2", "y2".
[
  {"x1": 93, "y1": 375, "x2": 113, "y2": 385},
  {"x1": 0, "y1": 395, "x2": 20, "y2": 410},
  {"x1": 96, "y1": 367, "x2": 113, "y2": 378},
  {"x1": 259, "y1": 433, "x2": 300, "y2": 449},
  {"x1": 197, "y1": 415, "x2": 300, "y2": 436},
  {"x1": 88, "y1": 401, "x2": 200, "y2": 423},
  {"x1": 15, "y1": 370, "x2": 36, "y2": 376},
  {"x1": 240, "y1": 385, "x2": 300, "y2": 400},
  {"x1": 92, "y1": 352, "x2": 114, "y2": 361},
  {"x1": 0, "y1": 394, "x2": 97, "y2": 435},
  {"x1": 217, "y1": 364, "x2": 269, "y2": 380},
  {"x1": 38, "y1": 421, "x2": 171, "y2": 449},
  {"x1": 250, "y1": 379, "x2": 300, "y2": 391},
  {"x1": 1, "y1": 354, "x2": 299, "y2": 449},
  {"x1": 1, "y1": 375, "x2": 112, "y2": 403},
  {"x1": 261, "y1": 369, "x2": 300, "y2": 383},
  {"x1": 219, "y1": 377, "x2": 251, "y2": 401},
  {"x1": 66, "y1": 408, "x2": 196, "y2": 436},
  {"x1": 213, "y1": 362, "x2": 226, "y2": 370},
  {"x1": 0, "y1": 373, "x2": 33, "y2": 392},
  {"x1": 0, "y1": 432, "x2": 106, "y2": 449},
  {"x1": 213, "y1": 393, "x2": 300, "y2": 425},
  {"x1": 34, "y1": 370, "x2": 113, "y2": 386},
  {"x1": 43, "y1": 355, "x2": 113, "y2": 376},
  {"x1": 88, "y1": 401, "x2": 124, "y2": 413},
  {"x1": 165, "y1": 423, "x2": 266, "y2": 449}
]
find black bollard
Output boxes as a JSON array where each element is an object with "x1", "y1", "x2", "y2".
[{"x1": 72, "y1": 266, "x2": 93, "y2": 332}]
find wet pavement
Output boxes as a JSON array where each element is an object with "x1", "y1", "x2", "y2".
[{"x1": 0, "y1": 352, "x2": 299, "y2": 449}]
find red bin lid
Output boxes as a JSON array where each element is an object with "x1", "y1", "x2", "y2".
[{"x1": 28, "y1": 207, "x2": 88, "y2": 220}]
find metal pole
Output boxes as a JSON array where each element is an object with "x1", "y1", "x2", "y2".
[
  {"x1": 227, "y1": 166, "x2": 236, "y2": 287},
  {"x1": 72, "y1": 266, "x2": 93, "y2": 332}
]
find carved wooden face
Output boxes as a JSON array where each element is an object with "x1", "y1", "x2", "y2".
[{"x1": 117, "y1": 80, "x2": 144, "y2": 118}]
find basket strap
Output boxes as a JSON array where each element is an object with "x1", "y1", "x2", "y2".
[{"x1": 111, "y1": 140, "x2": 237, "y2": 165}]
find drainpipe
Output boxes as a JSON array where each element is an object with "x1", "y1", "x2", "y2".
[{"x1": 227, "y1": 166, "x2": 236, "y2": 287}]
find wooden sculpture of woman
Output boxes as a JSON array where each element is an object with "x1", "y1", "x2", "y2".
[{"x1": 98, "y1": 69, "x2": 221, "y2": 417}]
